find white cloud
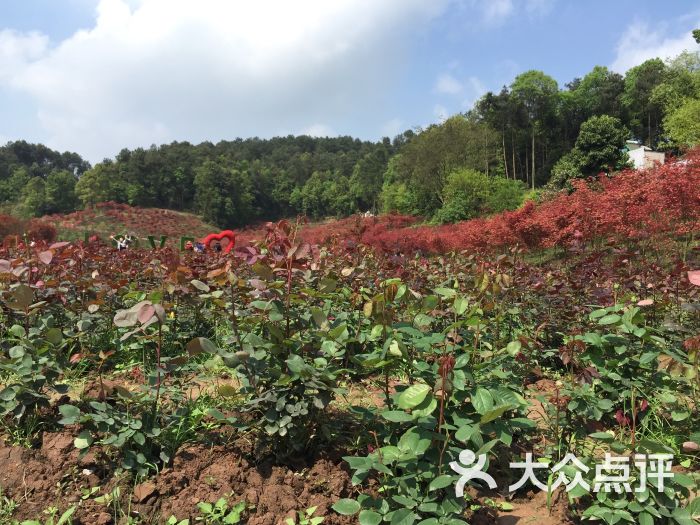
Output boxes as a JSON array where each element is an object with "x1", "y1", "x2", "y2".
[
  {"x1": 301, "y1": 123, "x2": 336, "y2": 137},
  {"x1": 611, "y1": 18, "x2": 700, "y2": 73},
  {"x1": 433, "y1": 104, "x2": 449, "y2": 122},
  {"x1": 381, "y1": 118, "x2": 403, "y2": 138},
  {"x1": 481, "y1": 0, "x2": 513, "y2": 24},
  {"x1": 461, "y1": 76, "x2": 486, "y2": 110},
  {"x1": 0, "y1": 29, "x2": 48, "y2": 81},
  {"x1": 0, "y1": 0, "x2": 449, "y2": 161},
  {"x1": 435, "y1": 73, "x2": 463, "y2": 94},
  {"x1": 455, "y1": 0, "x2": 553, "y2": 29},
  {"x1": 433, "y1": 71, "x2": 485, "y2": 111}
]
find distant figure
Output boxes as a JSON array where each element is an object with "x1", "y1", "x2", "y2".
[{"x1": 111, "y1": 234, "x2": 133, "y2": 251}]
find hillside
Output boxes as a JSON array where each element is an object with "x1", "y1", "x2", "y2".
[
  {"x1": 234, "y1": 148, "x2": 699, "y2": 256},
  {"x1": 41, "y1": 201, "x2": 219, "y2": 240}
]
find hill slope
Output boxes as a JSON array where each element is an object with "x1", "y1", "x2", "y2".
[{"x1": 42, "y1": 201, "x2": 220, "y2": 240}]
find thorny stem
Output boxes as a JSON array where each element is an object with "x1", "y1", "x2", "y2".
[
  {"x1": 154, "y1": 319, "x2": 163, "y2": 414},
  {"x1": 630, "y1": 387, "x2": 636, "y2": 453}
]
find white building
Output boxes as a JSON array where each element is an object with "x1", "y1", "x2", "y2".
[{"x1": 626, "y1": 141, "x2": 665, "y2": 170}]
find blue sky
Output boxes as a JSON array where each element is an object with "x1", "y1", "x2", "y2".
[{"x1": 1, "y1": 0, "x2": 699, "y2": 162}]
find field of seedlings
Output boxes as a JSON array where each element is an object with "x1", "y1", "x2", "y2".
[{"x1": 0, "y1": 156, "x2": 699, "y2": 525}]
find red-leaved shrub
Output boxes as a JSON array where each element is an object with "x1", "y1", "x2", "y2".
[
  {"x1": 0, "y1": 214, "x2": 24, "y2": 240},
  {"x1": 26, "y1": 219, "x2": 57, "y2": 243},
  {"x1": 235, "y1": 148, "x2": 699, "y2": 255}
]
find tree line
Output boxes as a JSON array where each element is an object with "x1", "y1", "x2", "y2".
[{"x1": 1, "y1": 43, "x2": 699, "y2": 228}]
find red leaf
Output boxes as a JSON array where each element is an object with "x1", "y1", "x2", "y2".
[
  {"x1": 137, "y1": 304, "x2": 156, "y2": 324},
  {"x1": 688, "y1": 270, "x2": 700, "y2": 286},
  {"x1": 38, "y1": 250, "x2": 53, "y2": 265}
]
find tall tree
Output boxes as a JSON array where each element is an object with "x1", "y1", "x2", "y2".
[
  {"x1": 622, "y1": 58, "x2": 666, "y2": 146},
  {"x1": 193, "y1": 159, "x2": 254, "y2": 227},
  {"x1": 510, "y1": 71, "x2": 560, "y2": 189}
]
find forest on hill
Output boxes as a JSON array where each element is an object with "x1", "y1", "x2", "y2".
[{"x1": 1, "y1": 43, "x2": 700, "y2": 229}]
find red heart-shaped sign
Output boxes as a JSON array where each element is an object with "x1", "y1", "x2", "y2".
[{"x1": 201, "y1": 230, "x2": 236, "y2": 254}]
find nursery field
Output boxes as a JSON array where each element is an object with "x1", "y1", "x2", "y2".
[
  {"x1": 0, "y1": 156, "x2": 700, "y2": 525},
  {"x1": 40, "y1": 202, "x2": 219, "y2": 241}
]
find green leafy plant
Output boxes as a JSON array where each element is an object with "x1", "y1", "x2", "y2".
[
  {"x1": 17, "y1": 505, "x2": 76, "y2": 525},
  {"x1": 285, "y1": 506, "x2": 325, "y2": 525},
  {"x1": 196, "y1": 497, "x2": 246, "y2": 524}
]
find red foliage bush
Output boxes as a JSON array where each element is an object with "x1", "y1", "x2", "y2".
[
  {"x1": 0, "y1": 214, "x2": 24, "y2": 240},
  {"x1": 26, "y1": 219, "x2": 57, "y2": 243},
  {"x1": 353, "y1": 149, "x2": 700, "y2": 254}
]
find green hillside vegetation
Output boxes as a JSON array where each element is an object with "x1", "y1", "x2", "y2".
[{"x1": 1, "y1": 43, "x2": 699, "y2": 229}]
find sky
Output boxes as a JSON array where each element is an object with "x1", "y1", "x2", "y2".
[{"x1": 1, "y1": 0, "x2": 699, "y2": 163}]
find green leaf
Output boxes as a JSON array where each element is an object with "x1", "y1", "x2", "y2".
[
  {"x1": 382, "y1": 410, "x2": 413, "y2": 423},
  {"x1": 455, "y1": 424, "x2": 477, "y2": 442},
  {"x1": 398, "y1": 427, "x2": 431, "y2": 455},
  {"x1": 671, "y1": 508, "x2": 694, "y2": 525},
  {"x1": 310, "y1": 307, "x2": 329, "y2": 330},
  {"x1": 390, "y1": 508, "x2": 417, "y2": 525},
  {"x1": 480, "y1": 404, "x2": 514, "y2": 424},
  {"x1": 672, "y1": 473, "x2": 695, "y2": 488},
  {"x1": 186, "y1": 337, "x2": 219, "y2": 355},
  {"x1": 358, "y1": 510, "x2": 382, "y2": 525},
  {"x1": 453, "y1": 296, "x2": 469, "y2": 315},
  {"x1": 74, "y1": 430, "x2": 93, "y2": 449},
  {"x1": 398, "y1": 384, "x2": 431, "y2": 410},
  {"x1": 190, "y1": 279, "x2": 210, "y2": 292},
  {"x1": 332, "y1": 499, "x2": 361, "y2": 516},
  {"x1": 45, "y1": 327, "x2": 63, "y2": 345},
  {"x1": 597, "y1": 399, "x2": 614, "y2": 410},
  {"x1": 688, "y1": 497, "x2": 700, "y2": 519},
  {"x1": 589, "y1": 432, "x2": 614, "y2": 441},
  {"x1": 286, "y1": 354, "x2": 307, "y2": 374},
  {"x1": 56, "y1": 507, "x2": 77, "y2": 525},
  {"x1": 672, "y1": 410, "x2": 690, "y2": 421},
  {"x1": 58, "y1": 404, "x2": 81, "y2": 424},
  {"x1": 471, "y1": 387, "x2": 493, "y2": 415},
  {"x1": 428, "y1": 475, "x2": 454, "y2": 491},
  {"x1": 6, "y1": 284, "x2": 33, "y2": 310},
  {"x1": 598, "y1": 314, "x2": 621, "y2": 325},
  {"x1": 506, "y1": 340, "x2": 521, "y2": 356},
  {"x1": 0, "y1": 388, "x2": 16, "y2": 401}
]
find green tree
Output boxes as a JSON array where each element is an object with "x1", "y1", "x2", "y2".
[
  {"x1": 21, "y1": 177, "x2": 47, "y2": 217},
  {"x1": 510, "y1": 70, "x2": 560, "y2": 189},
  {"x1": 572, "y1": 66, "x2": 625, "y2": 121},
  {"x1": 663, "y1": 98, "x2": 700, "y2": 149},
  {"x1": 548, "y1": 115, "x2": 629, "y2": 189},
  {"x1": 349, "y1": 147, "x2": 388, "y2": 212},
  {"x1": 194, "y1": 159, "x2": 254, "y2": 227},
  {"x1": 574, "y1": 115, "x2": 630, "y2": 174},
  {"x1": 45, "y1": 170, "x2": 79, "y2": 213},
  {"x1": 393, "y1": 116, "x2": 500, "y2": 215},
  {"x1": 0, "y1": 167, "x2": 30, "y2": 203},
  {"x1": 75, "y1": 163, "x2": 119, "y2": 207},
  {"x1": 379, "y1": 154, "x2": 417, "y2": 214},
  {"x1": 435, "y1": 169, "x2": 524, "y2": 224},
  {"x1": 622, "y1": 58, "x2": 666, "y2": 146}
]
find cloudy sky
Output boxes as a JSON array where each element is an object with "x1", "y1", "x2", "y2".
[{"x1": 1, "y1": 0, "x2": 699, "y2": 162}]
